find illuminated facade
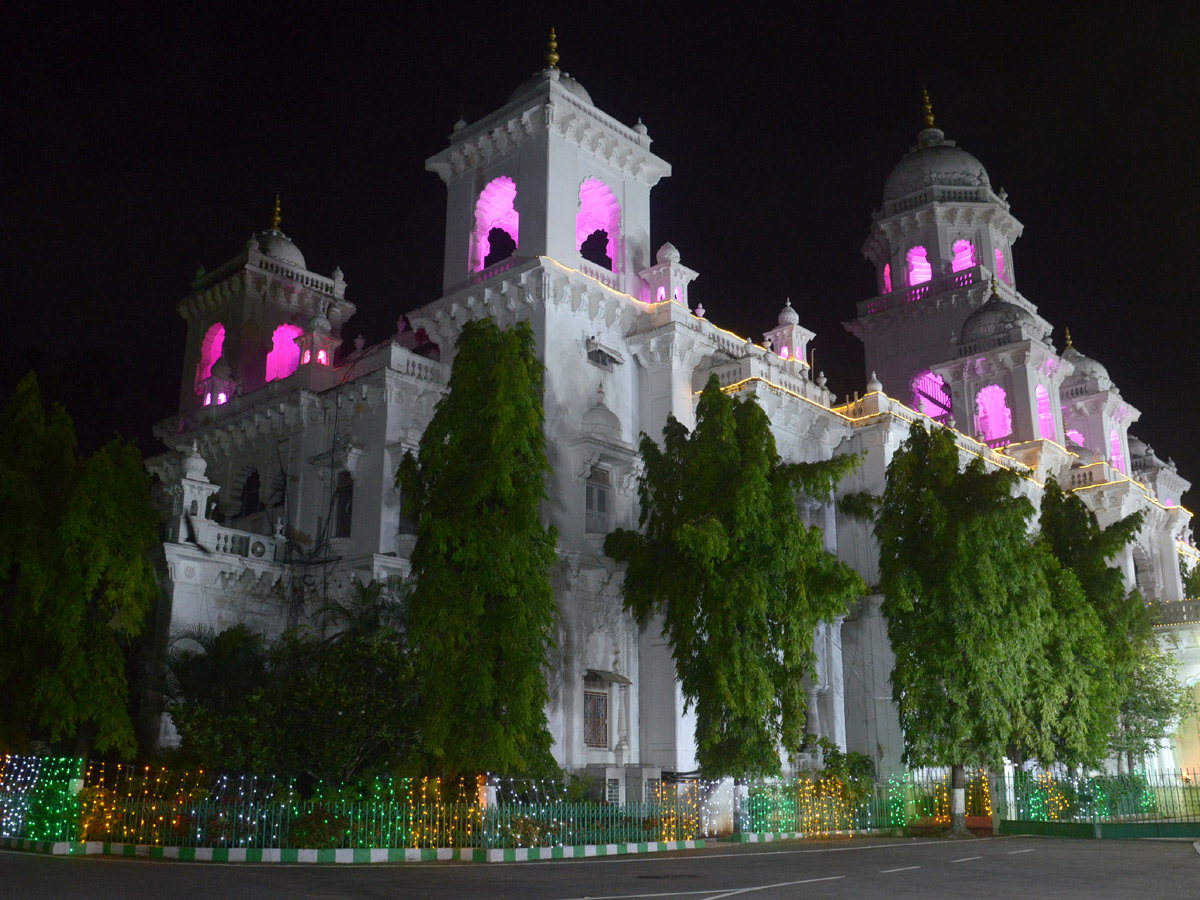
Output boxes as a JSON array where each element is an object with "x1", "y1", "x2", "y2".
[{"x1": 150, "y1": 55, "x2": 1196, "y2": 783}]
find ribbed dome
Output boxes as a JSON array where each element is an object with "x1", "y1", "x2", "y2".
[
  {"x1": 777, "y1": 298, "x2": 800, "y2": 326},
  {"x1": 883, "y1": 128, "x2": 991, "y2": 204},
  {"x1": 508, "y1": 69, "x2": 593, "y2": 106},
  {"x1": 1062, "y1": 346, "x2": 1110, "y2": 383},
  {"x1": 582, "y1": 387, "x2": 621, "y2": 440},
  {"x1": 258, "y1": 229, "x2": 306, "y2": 269},
  {"x1": 959, "y1": 296, "x2": 1035, "y2": 344}
]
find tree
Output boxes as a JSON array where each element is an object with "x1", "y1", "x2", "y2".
[
  {"x1": 606, "y1": 375, "x2": 865, "y2": 778},
  {"x1": 0, "y1": 373, "x2": 158, "y2": 757},
  {"x1": 397, "y1": 318, "x2": 558, "y2": 776},
  {"x1": 876, "y1": 423, "x2": 1050, "y2": 835},
  {"x1": 1110, "y1": 638, "x2": 1197, "y2": 772}
]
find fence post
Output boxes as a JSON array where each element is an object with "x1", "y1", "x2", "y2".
[{"x1": 988, "y1": 769, "x2": 999, "y2": 836}]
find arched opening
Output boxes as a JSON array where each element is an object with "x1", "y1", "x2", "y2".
[
  {"x1": 911, "y1": 370, "x2": 952, "y2": 422},
  {"x1": 1035, "y1": 385, "x2": 1056, "y2": 441},
  {"x1": 195, "y1": 322, "x2": 225, "y2": 394},
  {"x1": 995, "y1": 247, "x2": 1010, "y2": 284},
  {"x1": 975, "y1": 384, "x2": 1012, "y2": 442},
  {"x1": 241, "y1": 470, "x2": 262, "y2": 518},
  {"x1": 882, "y1": 263, "x2": 892, "y2": 293},
  {"x1": 265, "y1": 324, "x2": 304, "y2": 382},
  {"x1": 334, "y1": 471, "x2": 354, "y2": 538},
  {"x1": 951, "y1": 239, "x2": 977, "y2": 273},
  {"x1": 1110, "y1": 430, "x2": 1126, "y2": 474},
  {"x1": 1066, "y1": 428, "x2": 1086, "y2": 447},
  {"x1": 577, "y1": 177, "x2": 621, "y2": 271},
  {"x1": 471, "y1": 176, "x2": 518, "y2": 272},
  {"x1": 483, "y1": 226, "x2": 516, "y2": 268},
  {"x1": 906, "y1": 246, "x2": 932, "y2": 286}
]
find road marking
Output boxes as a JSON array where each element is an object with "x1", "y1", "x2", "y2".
[
  {"x1": 1008, "y1": 849, "x2": 1034, "y2": 854},
  {"x1": 880, "y1": 865, "x2": 921, "y2": 873},
  {"x1": 553, "y1": 876, "x2": 845, "y2": 900},
  {"x1": 950, "y1": 856, "x2": 983, "y2": 863}
]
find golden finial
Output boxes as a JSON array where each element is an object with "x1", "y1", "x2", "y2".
[
  {"x1": 921, "y1": 84, "x2": 935, "y2": 129},
  {"x1": 270, "y1": 193, "x2": 282, "y2": 231},
  {"x1": 545, "y1": 27, "x2": 559, "y2": 70},
  {"x1": 1065, "y1": 327, "x2": 1073, "y2": 350},
  {"x1": 990, "y1": 275, "x2": 999, "y2": 297}
]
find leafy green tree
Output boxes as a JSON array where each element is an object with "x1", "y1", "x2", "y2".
[
  {"x1": 398, "y1": 318, "x2": 558, "y2": 776},
  {"x1": 606, "y1": 375, "x2": 864, "y2": 778},
  {"x1": 1181, "y1": 556, "x2": 1200, "y2": 600},
  {"x1": 876, "y1": 423, "x2": 1049, "y2": 835},
  {"x1": 0, "y1": 373, "x2": 158, "y2": 757},
  {"x1": 1110, "y1": 638, "x2": 1197, "y2": 772}
]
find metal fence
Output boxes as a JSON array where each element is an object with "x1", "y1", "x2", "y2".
[{"x1": 997, "y1": 770, "x2": 1200, "y2": 825}]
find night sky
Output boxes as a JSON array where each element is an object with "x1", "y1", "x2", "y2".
[{"x1": 7, "y1": 4, "x2": 1200, "y2": 500}]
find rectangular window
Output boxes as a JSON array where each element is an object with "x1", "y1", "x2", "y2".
[
  {"x1": 606, "y1": 778, "x2": 621, "y2": 805},
  {"x1": 584, "y1": 689, "x2": 608, "y2": 748},
  {"x1": 334, "y1": 472, "x2": 354, "y2": 538},
  {"x1": 397, "y1": 488, "x2": 417, "y2": 536},
  {"x1": 585, "y1": 466, "x2": 611, "y2": 534}
]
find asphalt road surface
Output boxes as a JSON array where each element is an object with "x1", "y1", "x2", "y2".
[{"x1": 4, "y1": 835, "x2": 1197, "y2": 899}]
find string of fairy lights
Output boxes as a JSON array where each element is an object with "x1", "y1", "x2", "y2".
[{"x1": 0, "y1": 755, "x2": 1176, "y2": 848}]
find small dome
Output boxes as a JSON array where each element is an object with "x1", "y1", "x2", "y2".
[
  {"x1": 309, "y1": 311, "x2": 331, "y2": 335},
  {"x1": 582, "y1": 387, "x2": 622, "y2": 440},
  {"x1": 182, "y1": 442, "x2": 209, "y2": 481},
  {"x1": 1062, "y1": 346, "x2": 1110, "y2": 384},
  {"x1": 959, "y1": 296, "x2": 1035, "y2": 344},
  {"x1": 1128, "y1": 436, "x2": 1149, "y2": 458},
  {"x1": 777, "y1": 298, "x2": 800, "y2": 326},
  {"x1": 508, "y1": 69, "x2": 593, "y2": 106},
  {"x1": 258, "y1": 228, "x2": 306, "y2": 269},
  {"x1": 656, "y1": 242, "x2": 681, "y2": 265},
  {"x1": 883, "y1": 128, "x2": 991, "y2": 204},
  {"x1": 210, "y1": 356, "x2": 232, "y2": 380}
]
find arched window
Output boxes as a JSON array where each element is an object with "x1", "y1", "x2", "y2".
[
  {"x1": 975, "y1": 384, "x2": 1012, "y2": 442},
  {"x1": 334, "y1": 471, "x2": 354, "y2": 538},
  {"x1": 1110, "y1": 430, "x2": 1125, "y2": 474},
  {"x1": 883, "y1": 263, "x2": 892, "y2": 293},
  {"x1": 951, "y1": 239, "x2": 976, "y2": 273},
  {"x1": 911, "y1": 370, "x2": 951, "y2": 421},
  {"x1": 906, "y1": 246, "x2": 932, "y2": 286},
  {"x1": 471, "y1": 176, "x2": 519, "y2": 272},
  {"x1": 195, "y1": 322, "x2": 225, "y2": 393},
  {"x1": 1035, "y1": 385, "x2": 1056, "y2": 441},
  {"x1": 241, "y1": 470, "x2": 261, "y2": 517},
  {"x1": 577, "y1": 177, "x2": 621, "y2": 271},
  {"x1": 994, "y1": 247, "x2": 1010, "y2": 284},
  {"x1": 265, "y1": 324, "x2": 304, "y2": 382},
  {"x1": 1066, "y1": 428, "x2": 1086, "y2": 447}
]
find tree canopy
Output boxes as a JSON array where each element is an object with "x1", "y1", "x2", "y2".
[
  {"x1": 606, "y1": 375, "x2": 865, "y2": 778},
  {"x1": 0, "y1": 373, "x2": 158, "y2": 756},
  {"x1": 397, "y1": 318, "x2": 558, "y2": 776}
]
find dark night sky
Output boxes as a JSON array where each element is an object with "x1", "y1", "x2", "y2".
[{"x1": 6, "y1": 3, "x2": 1200, "y2": 499}]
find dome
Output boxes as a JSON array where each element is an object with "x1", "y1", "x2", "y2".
[
  {"x1": 582, "y1": 387, "x2": 622, "y2": 440},
  {"x1": 959, "y1": 296, "x2": 1035, "y2": 344},
  {"x1": 508, "y1": 69, "x2": 593, "y2": 106},
  {"x1": 882, "y1": 128, "x2": 991, "y2": 204},
  {"x1": 777, "y1": 298, "x2": 800, "y2": 326},
  {"x1": 258, "y1": 229, "x2": 306, "y2": 269},
  {"x1": 1062, "y1": 346, "x2": 1110, "y2": 384},
  {"x1": 656, "y1": 242, "x2": 681, "y2": 265}
]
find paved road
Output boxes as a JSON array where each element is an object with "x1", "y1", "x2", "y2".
[{"x1": 4, "y1": 835, "x2": 1197, "y2": 899}]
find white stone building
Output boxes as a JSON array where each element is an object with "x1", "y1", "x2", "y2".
[{"x1": 149, "y1": 56, "x2": 1198, "y2": 788}]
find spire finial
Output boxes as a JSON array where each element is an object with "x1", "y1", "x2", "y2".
[
  {"x1": 1065, "y1": 327, "x2": 1073, "y2": 350},
  {"x1": 990, "y1": 275, "x2": 1000, "y2": 298},
  {"x1": 921, "y1": 84, "x2": 935, "y2": 129},
  {"x1": 270, "y1": 193, "x2": 281, "y2": 231},
  {"x1": 545, "y1": 27, "x2": 559, "y2": 70}
]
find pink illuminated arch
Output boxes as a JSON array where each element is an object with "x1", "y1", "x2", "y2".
[
  {"x1": 911, "y1": 370, "x2": 951, "y2": 421},
  {"x1": 1110, "y1": 430, "x2": 1125, "y2": 473},
  {"x1": 195, "y1": 322, "x2": 225, "y2": 393},
  {"x1": 883, "y1": 263, "x2": 892, "y2": 293},
  {"x1": 994, "y1": 247, "x2": 1010, "y2": 284},
  {"x1": 1066, "y1": 428, "x2": 1086, "y2": 446},
  {"x1": 1035, "y1": 385, "x2": 1056, "y2": 441},
  {"x1": 265, "y1": 324, "x2": 304, "y2": 382},
  {"x1": 975, "y1": 384, "x2": 1012, "y2": 442},
  {"x1": 471, "y1": 176, "x2": 519, "y2": 271},
  {"x1": 951, "y1": 239, "x2": 977, "y2": 273},
  {"x1": 907, "y1": 246, "x2": 932, "y2": 286},
  {"x1": 577, "y1": 177, "x2": 621, "y2": 270}
]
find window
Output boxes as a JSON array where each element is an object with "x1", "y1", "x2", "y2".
[
  {"x1": 975, "y1": 385, "x2": 1012, "y2": 442},
  {"x1": 585, "y1": 466, "x2": 611, "y2": 534},
  {"x1": 882, "y1": 263, "x2": 892, "y2": 293},
  {"x1": 951, "y1": 239, "x2": 976, "y2": 273},
  {"x1": 1066, "y1": 428, "x2": 1086, "y2": 446},
  {"x1": 265, "y1": 324, "x2": 304, "y2": 382},
  {"x1": 1110, "y1": 430, "x2": 1125, "y2": 474},
  {"x1": 577, "y1": 177, "x2": 621, "y2": 271},
  {"x1": 907, "y1": 246, "x2": 932, "y2": 286},
  {"x1": 195, "y1": 322, "x2": 225, "y2": 394},
  {"x1": 240, "y1": 470, "x2": 262, "y2": 517},
  {"x1": 397, "y1": 488, "x2": 417, "y2": 536},
  {"x1": 334, "y1": 471, "x2": 354, "y2": 538},
  {"x1": 606, "y1": 779, "x2": 620, "y2": 804},
  {"x1": 995, "y1": 247, "x2": 1010, "y2": 284},
  {"x1": 471, "y1": 176, "x2": 519, "y2": 272},
  {"x1": 584, "y1": 686, "x2": 608, "y2": 748},
  {"x1": 1035, "y1": 385, "x2": 1056, "y2": 441},
  {"x1": 580, "y1": 229, "x2": 611, "y2": 268},
  {"x1": 910, "y1": 370, "x2": 951, "y2": 422},
  {"x1": 483, "y1": 226, "x2": 516, "y2": 268}
]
